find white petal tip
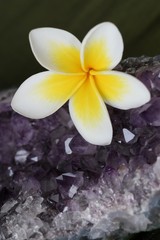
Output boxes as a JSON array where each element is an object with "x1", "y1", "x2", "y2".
[
  {"x1": 127, "y1": 86, "x2": 151, "y2": 110},
  {"x1": 81, "y1": 132, "x2": 113, "y2": 146},
  {"x1": 11, "y1": 96, "x2": 40, "y2": 119},
  {"x1": 29, "y1": 29, "x2": 38, "y2": 42}
]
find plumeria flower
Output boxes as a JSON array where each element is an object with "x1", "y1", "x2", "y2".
[{"x1": 11, "y1": 22, "x2": 150, "y2": 145}]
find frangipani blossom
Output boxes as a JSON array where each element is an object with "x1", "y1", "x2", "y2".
[{"x1": 11, "y1": 22, "x2": 150, "y2": 145}]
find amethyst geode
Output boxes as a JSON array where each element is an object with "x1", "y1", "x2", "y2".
[{"x1": 0, "y1": 56, "x2": 160, "y2": 240}]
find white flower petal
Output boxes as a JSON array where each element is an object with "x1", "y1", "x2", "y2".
[
  {"x1": 81, "y1": 22, "x2": 124, "y2": 71},
  {"x1": 11, "y1": 71, "x2": 85, "y2": 119},
  {"x1": 29, "y1": 28, "x2": 82, "y2": 73},
  {"x1": 95, "y1": 71, "x2": 151, "y2": 110},
  {"x1": 69, "y1": 76, "x2": 113, "y2": 145}
]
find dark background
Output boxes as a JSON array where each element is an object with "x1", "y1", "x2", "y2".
[{"x1": 0, "y1": 0, "x2": 160, "y2": 90}]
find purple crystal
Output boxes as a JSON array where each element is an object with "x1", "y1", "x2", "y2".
[
  {"x1": 70, "y1": 134, "x2": 97, "y2": 155},
  {"x1": 141, "y1": 98, "x2": 160, "y2": 126},
  {"x1": 0, "y1": 57, "x2": 160, "y2": 240}
]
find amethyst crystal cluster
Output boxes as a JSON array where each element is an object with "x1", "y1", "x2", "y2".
[{"x1": 0, "y1": 56, "x2": 160, "y2": 240}]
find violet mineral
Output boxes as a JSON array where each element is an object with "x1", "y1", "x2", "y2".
[{"x1": 0, "y1": 56, "x2": 160, "y2": 240}]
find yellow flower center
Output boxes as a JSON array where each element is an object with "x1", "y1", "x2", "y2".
[{"x1": 84, "y1": 69, "x2": 96, "y2": 81}]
